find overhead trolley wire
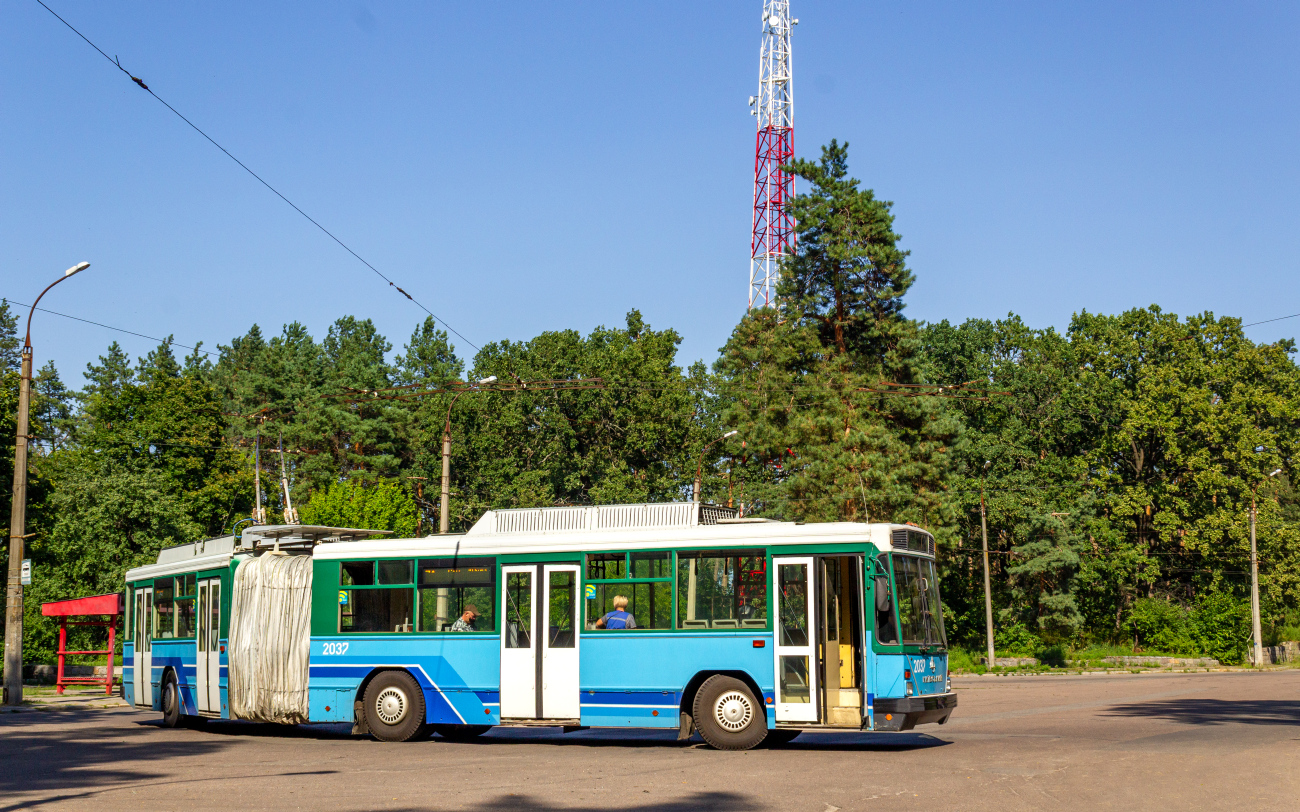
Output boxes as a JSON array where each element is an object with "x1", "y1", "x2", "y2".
[{"x1": 33, "y1": 0, "x2": 480, "y2": 353}]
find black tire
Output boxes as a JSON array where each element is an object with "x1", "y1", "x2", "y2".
[
  {"x1": 765, "y1": 729, "x2": 801, "y2": 746},
  {"x1": 363, "y1": 671, "x2": 427, "y2": 743},
  {"x1": 432, "y1": 724, "x2": 492, "y2": 740},
  {"x1": 692, "y1": 675, "x2": 768, "y2": 751},
  {"x1": 160, "y1": 672, "x2": 181, "y2": 728}
]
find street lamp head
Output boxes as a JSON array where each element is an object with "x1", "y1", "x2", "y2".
[
  {"x1": 1270, "y1": 469, "x2": 1282, "y2": 478},
  {"x1": 64, "y1": 261, "x2": 90, "y2": 277},
  {"x1": 478, "y1": 376, "x2": 497, "y2": 385},
  {"x1": 723, "y1": 430, "x2": 738, "y2": 439}
]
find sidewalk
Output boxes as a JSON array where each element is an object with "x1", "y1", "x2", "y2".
[{"x1": 2, "y1": 686, "x2": 127, "y2": 713}]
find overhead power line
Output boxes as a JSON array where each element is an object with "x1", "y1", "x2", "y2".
[{"x1": 33, "y1": 0, "x2": 479, "y2": 353}]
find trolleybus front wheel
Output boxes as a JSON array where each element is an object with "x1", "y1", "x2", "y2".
[
  {"x1": 160, "y1": 672, "x2": 181, "y2": 728},
  {"x1": 693, "y1": 675, "x2": 768, "y2": 751},
  {"x1": 363, "y1": 671, "x2": 427, "y2": 742}
]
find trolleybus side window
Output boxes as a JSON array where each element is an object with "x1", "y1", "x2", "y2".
[
  {"x1": 584, "y1": 551, "x2": 672, "y2": 630},
  {"x1": 893, "y1": 555, "x2": 946, "y2": 648},
  {"x1": 873, "y1": 554, "x2": 900, "y2": 646},
  {"x1": 676, "y1": 550, "x2": 768, "y2": 630},
  {"x1": 418, "y1": 557, "x2": 496, "y2": 632},
  {"x1": 339, "y1": 559, "x2": 415, "y2": 633},
  {"x1": 175, "y1": 574, "x2": 196, "y2": 639},
  {"x1": 153, "y1": 578, "x2": 176, "y2": 639}
]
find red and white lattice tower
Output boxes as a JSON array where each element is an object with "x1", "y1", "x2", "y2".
[{"x1": 748, "y1": 0, "x2": 796, "y2": 310}]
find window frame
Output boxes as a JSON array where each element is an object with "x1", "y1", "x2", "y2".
[
  {"x1": 338, "y1": 558, "x2": 418, "y2": 634},
  {"x1": 338, "y1": 557, "x2": 500, "y2": 635},
  {"x1": 583, "y1": 550, "x2": 676, "y2": 632},
  {"x1": 416, "y1": 557, "x2": 498, "y2": 634},
  {"x1": 674, "y1": 548, "x2": 770, "y2": 632},
  {"x1": 580, "y1": 548, "x2": 772, "y2": 633}
]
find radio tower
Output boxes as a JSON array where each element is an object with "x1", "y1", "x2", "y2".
[{"x1": 748, "y1": 1, "x2": 796, "y2": 309}]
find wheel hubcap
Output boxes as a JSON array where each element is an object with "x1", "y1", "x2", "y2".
[
  {"x1": 164, "y1": 683, "x2": 175, "y2": 714},
  {"x1": 375, "y1": 686, "x2": 408, "y2": 725},
  {"x1": 713, "y1": 690, "x2": 753, "y2": 732}
]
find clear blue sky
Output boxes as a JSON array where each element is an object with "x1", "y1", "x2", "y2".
[{"x1": 4, "y1": 1, "x2": 1299, "y2": 384}]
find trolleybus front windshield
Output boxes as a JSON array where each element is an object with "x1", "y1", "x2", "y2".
[{"x1": 893, "y1": 555, "x2": 946, "y2": 648}]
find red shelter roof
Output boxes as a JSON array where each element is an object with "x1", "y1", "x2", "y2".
[{"x1": 41, "y1": 592, "x2": 124, "y2": 617}]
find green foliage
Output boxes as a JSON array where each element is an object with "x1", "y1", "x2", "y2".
[
  {"x1": 8, "y1": 142, "x2": 1300, "y2": 668},
  {"x1": 718, "y1": 141, "x2": 960, "y2": 528},
  {"x1": 994, "y1": 621, "x2": 1041, "y2": 656},
  {"x1": 1126, "y1": 598, "x2": 1196, "y2": 655},
  {"x1": 300, "y1": 479, "x2": 419, "y2": 538}
]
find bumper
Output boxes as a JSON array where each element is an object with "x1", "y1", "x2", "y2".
[{"x1": 873, "y1": 692, "x2": 957, "y2": 731}]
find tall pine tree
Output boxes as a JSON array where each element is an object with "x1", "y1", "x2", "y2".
[{"x1": 719, "y1": 141, "x2": 961, "y2": 529}]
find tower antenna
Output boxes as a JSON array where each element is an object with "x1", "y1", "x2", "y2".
[{"x1": 748, "y1": 1, "x2": 796, "y2": 309}]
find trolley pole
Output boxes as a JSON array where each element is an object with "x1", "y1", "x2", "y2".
[
  {"x1": 5, "y1": 261, "x2": 90, "y2": 705},
  {"x1": 980, "y1": 462, "x2": 995, "y2": 668}
]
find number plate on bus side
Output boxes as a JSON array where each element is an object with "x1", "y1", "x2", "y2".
[{"x1": 321, "y1": 642, "x2": 350, "y2": 656}]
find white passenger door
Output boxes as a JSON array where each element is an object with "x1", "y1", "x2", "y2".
[
  {"x1": 135, "y1": 587, "x2": 153, "y2": 707},
  {"x1": 773, "y1": 557, "x2": 818, "y2": 722},
  {"x1": 195, "y1": 578, "x2": 221, "y2": 713},
  {"x1": 500, "y1": 566, "x2": 537, "y2": 718},
  {"x1": 541, "y1": 565, "x2": 580, "y2": 719}
]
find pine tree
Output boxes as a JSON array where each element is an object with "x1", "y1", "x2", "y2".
[{"x1": 719, "y1": 141, "x2": 961, "y2": 529}]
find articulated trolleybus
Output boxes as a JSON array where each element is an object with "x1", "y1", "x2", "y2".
[{"x1": 122, "y1": 502, "x2": 954, "y2": 750}]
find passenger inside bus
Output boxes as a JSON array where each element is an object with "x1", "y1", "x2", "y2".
[
  {"x1": 450, "y1": 605, "x2": 479, "y2": 632},
  {"x1": 601, "y1": 595, "x2": 638, "y2": 629}
]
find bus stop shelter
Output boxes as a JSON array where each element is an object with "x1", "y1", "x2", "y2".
[{"x1": 40, "y1": 592, "x2": 124, "y2": 695}]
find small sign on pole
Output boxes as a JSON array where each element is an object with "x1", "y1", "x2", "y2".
[{"x1": 20, "y1": 559, "x2": 31, "y2": 586}]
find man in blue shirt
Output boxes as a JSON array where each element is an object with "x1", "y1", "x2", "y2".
[{"x1": 601, "y1": 595, "x2": 638, "y2": 629}]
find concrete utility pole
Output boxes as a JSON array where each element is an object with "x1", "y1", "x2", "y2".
[
  {"x1": 5, "y1": 262, "x2": 90, "y2": 706},
  {"x1": 439, "y1": 377, "x2": 495, "y2": 534},
  {"x1": 980, "y1": 461, "x2": 995, "y2": 667},
  {"x1": 1250, "y1": 468, "x2": 1281, "y2": 667},
  {"x1": 693, "y1": 431, "x2": 738, "y2": 504}
]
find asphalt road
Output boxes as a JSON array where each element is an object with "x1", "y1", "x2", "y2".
[{"x1": 3, "y1": 670, "x2": 1298, "y2": 811}]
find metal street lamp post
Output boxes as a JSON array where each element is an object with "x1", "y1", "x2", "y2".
[
  {"x1": 439, "y1": 377, "x2": 495, "y2": 535},
  {"x1": 693, "y1": 431, "x2": 738, "y2": 504},
  {"x1": 5, "y1": 262, "x2": 90, "y2": 706}
]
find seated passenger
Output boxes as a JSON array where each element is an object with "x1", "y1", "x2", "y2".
[
  {"x1": 449, "y1": 605, "x2": 479, "y2": 632},
  {"x1": 601, "y1": 595, "x2": 637, "y2": 629}
]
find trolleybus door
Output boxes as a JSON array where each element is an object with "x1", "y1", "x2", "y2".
[
  {"x1": 540, "y1": 564, "x2": 580, "y2": 719},
  {"x1": 195, "y1": 578, "x2": 221, "y2": 713},
  {"x1": 135, "y1": 586, "x2": 153, "y2": 707},
  {"x1": 772, "y1": 556, "x2": 818, "y2": 723},
  {"x1": 500, "y1": 563, "x2": 581, "y2": 720},
  {"x1": 500, "y1": 566, "x2": 537, "y2": 718}
]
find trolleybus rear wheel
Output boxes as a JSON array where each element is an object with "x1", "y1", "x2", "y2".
[
  {"x1": 692, "y1": 675, "x2": 768, "y2": 751},
  {"x1": 432, "y1": 724, "x2": 492, "y2": 740},
  {"x1": 160, "y1": 672, "x2": 181, "y2": 728},
  {"x1": 363, "y1": 671, "x2": 427, "y2": 742}
]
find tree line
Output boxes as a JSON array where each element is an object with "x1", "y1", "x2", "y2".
[{"x1": 4, "y1": 140, "x2": 1297, "y2": 665}]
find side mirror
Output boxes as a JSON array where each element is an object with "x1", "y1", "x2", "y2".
[{"x1": 874, "y1": 575, "x2": 891, "y2": 612}]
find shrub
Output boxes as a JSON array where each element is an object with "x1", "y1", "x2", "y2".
[
  {"x1": 1190, "y1": 589, "x2": 1251, "y2": 665},
  {"x1": 995, "y1": 622, "x2": 1041, "y2": 656},
  {"x1": 1036, "y1": 643, "x2": 1067, "y2": 668},
  {"x1": 1126, "y1": 597, "x2": 1195, "y2": 655}
]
